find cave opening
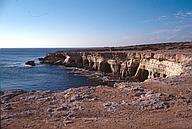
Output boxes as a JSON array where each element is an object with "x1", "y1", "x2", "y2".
[
  {"x1": 90, "y1": 61, "x2": 94, "y2": 67},
  {"x1": 76, "y1": 57, "x2": 83, "y2": 68},
  {"x1": 100, "y1": 61, "x2": 112, "y2": 73},
  {"x1": 141, "y1": 69, "x2": 149, "y2": 81},
  {"x1": 84, "y1": 59, "x2": 89, "y2": 67},
  {"x1": 163, "y1": 74, "x2": 167, "y2": 78},
  {"x1": 135, "y1": 69, "x2": 149, "y2": 82},
  {"x1": 129, "y1": 62, "x2": 140, "y2": 76}
]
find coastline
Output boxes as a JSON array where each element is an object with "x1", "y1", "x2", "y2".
[
  {"x1": 1, "y1": 74, "x2": 192, "y2": 129},
  {"x1": 1, "y1": 42, "x2": 192, "y2": 129}
]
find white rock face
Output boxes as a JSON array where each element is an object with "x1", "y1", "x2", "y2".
[
  {"x1": 80, "y1": 51, "x2": 192, "y2": 81},
  {"x1": 138, "y1": 59, "x2": 183, "y2": 78}
]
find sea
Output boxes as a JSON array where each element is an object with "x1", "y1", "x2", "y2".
[{"x1": 0, "y1": 48, "x2": 92, "y2": 92}]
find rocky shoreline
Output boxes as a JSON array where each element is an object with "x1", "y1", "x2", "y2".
[
  {"x1": 1, "y1": 42, "x2": 192, "y2": 129},
  {"x1": 1, "y1": 75, "x2": 192, "y2": 129}
]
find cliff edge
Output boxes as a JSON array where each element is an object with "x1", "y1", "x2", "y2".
[{"x1": 1, "y1": 42, "x2": 192, "y2": 129}]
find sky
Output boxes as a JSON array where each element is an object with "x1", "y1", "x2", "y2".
[{"x1": 0, "y1": 0, "x2": 192, "y2": 48}]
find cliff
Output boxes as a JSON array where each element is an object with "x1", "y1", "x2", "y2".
[{"x1": 40, "y1": 42, "x2": 192, "y2": 82}]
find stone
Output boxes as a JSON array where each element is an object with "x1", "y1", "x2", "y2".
[
  {"x1": 25, "y1": 60, "x2": 35, "y2": 66},
  {"x1": 103, "y1": 102, "x2": 113, "y2": 107},
  {"x1": 56, "y1": 104, "x2": 68, "y2": 112},
  {"x1": 47, "y1": 108, "x2": 54, "y2": 113},
  {"x1": 67, "y1": 111, "x2": 76, "y2": 119},
  {"x1": 64, "y1": 120, "x2": 73, "y2": 125}
]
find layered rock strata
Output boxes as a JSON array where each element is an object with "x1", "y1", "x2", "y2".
[{"x1": 40, "y1": 42, "x2": 192, "y2": 82}]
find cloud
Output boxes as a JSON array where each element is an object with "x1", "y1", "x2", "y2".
[
  {"x1": 123, "y1": 10, "x2": 192, "y2": 44},
  {"x1": 143, "y1": 15, "x2": 168, "y2": 23},
  {"x1": 158, "y1": 15, "x2": 168, "y2": 21},
  {"x1": 175, "y1": 10, "x2": 192, "y2": 19},
  {"x1": 120, "y1": 22, "x2": 192, "y2": 44}
]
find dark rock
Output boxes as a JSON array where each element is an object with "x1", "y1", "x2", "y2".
[
  {"x1": 25, "y1": 60, "x2": 35, "y2": 66},
  {"x1": 38, "y1": 57, "x2": 45, "y2": 63},
  {"x1": 54, "y1": 60, "x2": 64, "y2": 65},
  {"x1": 47, "y1": 108, "x2": 54, "y2": 113},
  {"x1": 38, "y1": 57, "x2": 44, "y2": 61}
]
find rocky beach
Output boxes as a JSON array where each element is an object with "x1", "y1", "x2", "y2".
[{"x1": 1, "y1": 42, "x2": 192, "y2": 129}]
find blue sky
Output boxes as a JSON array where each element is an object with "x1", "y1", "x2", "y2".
[{"x1": 0, "y1": 0, "x2": 192, "y2": 48}]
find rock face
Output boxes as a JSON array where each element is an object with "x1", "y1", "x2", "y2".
[
  {"x1": 25, "y1": 60, "x2": 35, "y2": 66},
  {"x1": 40, "y1": 42, "x2": 192, "y2": 82}
]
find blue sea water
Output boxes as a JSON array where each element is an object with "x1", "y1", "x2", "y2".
[{"x1": 0, "y1": 48, "x2": 92, "y2": 92}]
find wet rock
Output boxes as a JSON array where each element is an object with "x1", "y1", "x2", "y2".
[
  {"x1": 38, "y1": 57, "x2": 44, "y2": 62},
  {"x1": 25, "y1": 60, "x2": 35, "y2": 66}
]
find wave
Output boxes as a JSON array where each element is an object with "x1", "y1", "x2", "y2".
[
  {"x1": 0, "y1": 62, "x2": 23, "y2": 68},
  {"x1": 0, "y1": 62, "x2": 44, "y2": 68}
]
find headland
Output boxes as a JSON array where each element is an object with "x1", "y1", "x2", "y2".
[{"x1": 1, "y1": 42, "x2": 192, "y2": 129}]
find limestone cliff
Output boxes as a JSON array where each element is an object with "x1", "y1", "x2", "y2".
[{"x1": 40, "y1": 42, "x2": 192, "y2": 82}]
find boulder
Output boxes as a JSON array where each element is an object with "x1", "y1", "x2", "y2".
[{"x1": 25, "y1": 60, "x2": 35, "y2": 66}]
